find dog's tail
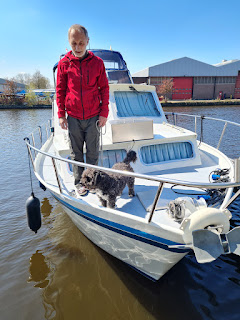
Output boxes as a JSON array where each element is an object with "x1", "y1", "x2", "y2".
[{"x1": 123, "y1": 150, "x2": 137, "y2": 164}]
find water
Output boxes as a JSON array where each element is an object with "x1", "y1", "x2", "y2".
[{"x1": 0, "y1": 106, "x2": 240, "y2": 320}]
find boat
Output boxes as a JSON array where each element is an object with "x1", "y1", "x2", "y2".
[{"x1": 25, "y1": 49, "x2": 240, "y2": 281}]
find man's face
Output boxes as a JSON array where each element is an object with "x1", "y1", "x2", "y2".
[{"x1": 69, "y1": 30, "x2": 89, "y2": 58}]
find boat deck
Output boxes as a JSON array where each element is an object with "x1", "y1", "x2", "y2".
[{"x1": 37, "y1": 141, "x2": 227, "y2": 229}]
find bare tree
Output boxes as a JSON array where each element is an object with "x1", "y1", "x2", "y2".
[
  {"x1": 2, "y1": 79, "x2": 19, "y2": 105},
  {"x1": 14, "y1": 73, "x2": 32, "y2": 85},
  {"x1": 30, "y1": 70, "x2": 50, "y2": 89},
  {"x1": 156, "y1": 78, "x2": 173, "y2": 101},
  {"x1": 13, "y1": 71, "x2": 51, "y2": 89},
  {"x1": 4, "y1": 79, "x2": 18, "y2": 95}
]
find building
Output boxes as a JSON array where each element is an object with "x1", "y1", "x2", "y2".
[
  {"x1": 132, "y1": 57, "x2": 240, "y2": 100},
  {"x1": 0, "y1": 78, "x2": 26, "y2": 93}
]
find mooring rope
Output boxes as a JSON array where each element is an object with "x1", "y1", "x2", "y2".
[{"x1": 24, "y1": 137, "x2": 34, "y2": 196}]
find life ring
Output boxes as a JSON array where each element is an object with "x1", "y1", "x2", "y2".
[{"x1": 181, "y1": 207, "x2": 231, "y2": 244}]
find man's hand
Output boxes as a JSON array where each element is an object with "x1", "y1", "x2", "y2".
[
  {"x1": 98, "y1": 116, "x2": 107, "y2": 127},
  {"x1": 59, "y1": 117, "x2": 68, "y2": 130}
]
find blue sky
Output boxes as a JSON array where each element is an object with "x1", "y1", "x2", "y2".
[{"x1": 1, "y1": 0, "x2": 240, "y2": 86}]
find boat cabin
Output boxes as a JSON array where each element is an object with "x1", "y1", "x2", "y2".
[{"x1": 52, "y1": 49, "x2": 201, "y2": 175}]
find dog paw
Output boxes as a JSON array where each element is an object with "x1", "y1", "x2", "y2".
[
  {"x1": 108, "y1": 204, "x2": 116, "y2": 209},
  {"x1": 100, "y1": 202, "x2": 107, "y2": 207}
]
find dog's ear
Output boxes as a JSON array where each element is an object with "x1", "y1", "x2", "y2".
[{"x1": 93, "y1": 170, "x2": 101, "y2": 185}]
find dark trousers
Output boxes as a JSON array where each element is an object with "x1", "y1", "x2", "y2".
[{"x1": 67, "y1": 115, "x2": 100, "y2": 185}]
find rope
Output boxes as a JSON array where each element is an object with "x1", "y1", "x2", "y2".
[
  {"x1": 171, "y1": 184, "x2": 207, "y2": 196},
  {"x1": 129, "y1": 139, "x2": 136, "y2": 152},
  {"x1": 24, "y1": 138, "x2": 34, "y2": 196},
  {"x1": 96, "y1": 120, "x2": 106, "y2": 167}
]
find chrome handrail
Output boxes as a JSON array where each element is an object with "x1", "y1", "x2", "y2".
[
  {"x1": 165, "y1": 112, "x2": 240, "y2": 127},
  {"x1": 165, "y1": 112, "x2": 240, "y2": 151},
  {"x1": 25, "y1": 137, "x2": 240, "y2": 189}
]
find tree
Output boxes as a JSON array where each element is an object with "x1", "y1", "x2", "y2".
[
  {"x1": 25, "y1": 83, "x2": 38, "y2": 106},
  {"x1": 43, "y1": 91, "x2": 52, "y2": 105},
  {"x1": 13, "y1": 71, "x2": 51, "y2": 88},
  {"x1": 14, "y1": 73, "x2": 32, "y2": 85},
  {"x1": 2, "y1": 79, "x2": 19, "y2": 105},
  {"x1": 30, "y1": 70, "x2": 50, "y2": 89},
  {"x1": 4, "y1": 79, "x2": 18, "y2": 95},
  {"x1": 0, "y1": 70, "x2": 51, "y2": 106},
  {"x1": 156, "y1": 78, "x2": 173, "y2": 101}
]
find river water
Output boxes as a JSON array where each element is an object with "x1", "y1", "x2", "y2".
[{"x1": 0, "y1": 106, "x2": 240, "y2": 320}]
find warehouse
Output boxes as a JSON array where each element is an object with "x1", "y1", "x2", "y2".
[
  {"x1": 0, "y1": 78, "x2": 25, "y2": 93},
  {"x1": 132, "y1": 57, "x2": 240, "y2": 100}
]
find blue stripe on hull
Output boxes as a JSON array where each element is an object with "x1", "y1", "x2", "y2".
[
  {"x1": 53, "y1": 194, "x2": 190, "y2": 254},
  {"x1": 125, "y1": 262, "x2": 159, "y2": 282}
]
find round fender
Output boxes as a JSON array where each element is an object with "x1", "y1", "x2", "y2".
[{"x1": 181, "y1": 207, "x2": 231, "y2": 244}]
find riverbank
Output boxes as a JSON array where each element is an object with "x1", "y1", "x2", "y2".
[
  {"x1": 1, "y1": 99, "x2": 240, "y2": 109},
  {"x1": 161, "y1": 99, "x2": 240, "y2": 107},
  {"x1": 0, "y1": 104, "x2": 51, "y2": 110}
]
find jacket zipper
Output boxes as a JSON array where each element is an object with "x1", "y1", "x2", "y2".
[
  {"x1": 87, "y1": 60, "x2": 89, "y2": 85},
  {"x1": 79, "y1": 60, "x2": 84, "y2": 119}
]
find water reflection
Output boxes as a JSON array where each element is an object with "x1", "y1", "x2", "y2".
[
  {"x1": 28, "y1": 250, "x2": 50, "y2": 289},
  {"x1": 41, "y1": 197, "x2": 53, "y2": 218}
]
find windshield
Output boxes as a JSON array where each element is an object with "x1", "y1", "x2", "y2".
[
  {"x1": 107, "y1": 71, "x2": 131, "y2": 84},
  {"x1": 115, "y1": 91, "x2": 161, "y2": 117},
  {"x1": 91, "y1": 50, "x2": 127, "y2": 70}
]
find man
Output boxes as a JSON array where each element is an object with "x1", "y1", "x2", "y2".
[{"x1": 56, "y1": 24, "x2": 109, "y2": 195}]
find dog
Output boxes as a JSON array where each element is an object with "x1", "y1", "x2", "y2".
[{"x1": 80, "y1": 151, "x2": 137, "y2": 208}]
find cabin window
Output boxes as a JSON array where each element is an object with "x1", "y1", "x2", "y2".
[
  {"x1": 114, "y1": 91, "x2": 161, "y2": 117},
  {"x1": 107, "y1": 71, "x2": 131, "y2": 84},
  {"x1": 140, "y1": 142, "x2": 193, "y2": 164},
  {"x1": 93, "y1": 51, "x2": 126, "y2": 70}
]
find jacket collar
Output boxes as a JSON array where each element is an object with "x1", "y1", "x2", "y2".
[{"x1": 65, "y1": 50, "x2": 94, "y2": 62}]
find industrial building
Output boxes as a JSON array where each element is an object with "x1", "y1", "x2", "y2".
[
  {"x1": 132, "y1": 57, "x2": 240, "y2": 100},
  {"x1": 0, "y1": 78, "x2": 25, "y2": 93}
]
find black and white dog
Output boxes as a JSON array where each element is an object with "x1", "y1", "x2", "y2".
[{"x1": 81, "y1": 151, "x2": 137, "y2": 208}]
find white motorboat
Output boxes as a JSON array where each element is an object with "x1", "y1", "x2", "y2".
[{"x1": 25, "y1": 49, "x2": 240, "y2": 281}]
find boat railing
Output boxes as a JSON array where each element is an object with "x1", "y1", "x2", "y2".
[
  {"x1": 165, "y1": 112, "x2": 240, "y2": 155},
  {"x1": 24, "y1": 117, "x2": 240, "y2": 223}
]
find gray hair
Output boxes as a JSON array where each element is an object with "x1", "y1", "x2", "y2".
[{"x1": 68, "y1": 24, "x2": 89, "y2": 39}]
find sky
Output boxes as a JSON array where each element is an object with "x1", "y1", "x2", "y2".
[{"x1": 1, "y1": 0, "x2": 240, "y2": 86}]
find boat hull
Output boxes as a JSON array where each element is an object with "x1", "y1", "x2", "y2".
[{"x1": 52, "y1": 192, "x2": 188, "y2": 281}]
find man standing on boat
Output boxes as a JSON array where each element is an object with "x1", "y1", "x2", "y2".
[{"x1": 56, "y1": 24, "x2": 109, "y2": 196}]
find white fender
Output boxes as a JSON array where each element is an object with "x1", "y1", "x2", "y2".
[{"x1": 180, "y1": 207, "x2": 232, "y2": 244}]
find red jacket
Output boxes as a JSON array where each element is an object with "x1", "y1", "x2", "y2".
[{"x1": 56, "y1": 51, "x2": 109, "y2": 120}]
